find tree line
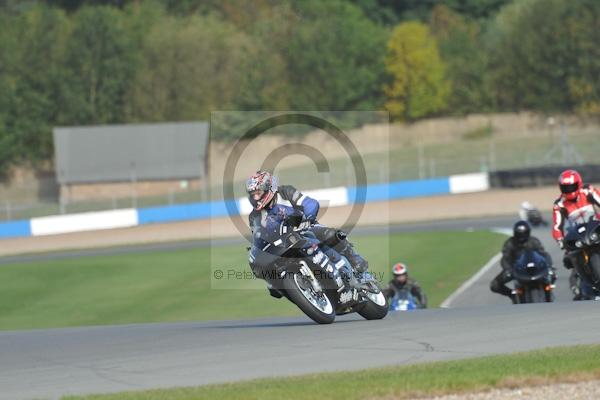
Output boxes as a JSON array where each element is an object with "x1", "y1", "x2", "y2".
[{"x1": 0, "y1": 0, "x2": 598, "y2": 173}]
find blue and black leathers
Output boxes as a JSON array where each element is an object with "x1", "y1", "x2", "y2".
[
  {"x1": 248, "y1": 186, "x2": 368, "y2": 276},
  {"x1": 248, "y1": 196, "x2": 319, "y2": 238}
]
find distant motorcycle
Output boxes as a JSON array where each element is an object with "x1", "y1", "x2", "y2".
[
  {"x1": 519, "y1": 202, "x2": 548, "y2": 227},
  {"x1": 388, "y1": 289, "x2": 418, "y2": 312},
  {"x1": 511, "y1": 250, "x2": 555, "y2": 303},
  {"x1": 564, "y1": 218, "x2": 600, "y2": 299},
  {"x1": 526, "y1": 208, "x2": 548, "y2": 227}
]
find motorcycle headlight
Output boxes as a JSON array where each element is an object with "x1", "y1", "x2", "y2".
[
  {"x1": 591, "y1": 232, "x2": 599, "y2": 242},
  {"x1": 575, "y1": 240, "x2": 584, "y2": 248}
]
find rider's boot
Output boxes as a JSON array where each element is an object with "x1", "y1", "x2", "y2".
[
  {"x1": 315, "y1": 226, "x2": 368, "y2": 273},
  {"x1": 336, "y1": 240, "x2": 368, "y2": 273}
]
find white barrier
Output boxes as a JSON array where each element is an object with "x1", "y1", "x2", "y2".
[
  {"x1": 16, "y1": 176, "x2": 492, "y2": 238},
  {"x1": 30, "y1": 209, "x2": 139, "y2": 236},
  {"x1": 449, "y1": 173, "x2": 490, "y2": 194}
]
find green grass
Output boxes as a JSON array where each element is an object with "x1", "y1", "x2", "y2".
[
  {"x1": 0, "y1": 231, "x2": 505, "y2": 331},
  {"x1": 62, "y1": 344, "x2": 600, "y2": 400}
]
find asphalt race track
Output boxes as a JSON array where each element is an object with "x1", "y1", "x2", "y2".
[
  {"x1": 1, "y1": 215, "x2": 598, "y2": 400},
  {"x1": 2, "y1": 303, "x2": 600, "y2": 400}
]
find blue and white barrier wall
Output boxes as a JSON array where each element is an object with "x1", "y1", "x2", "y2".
[{"x1": 0, "y1": 173, "x2": 489, "y2": 239}]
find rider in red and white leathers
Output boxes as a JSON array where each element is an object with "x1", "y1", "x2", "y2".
[
  {"x1": 552, "y1": 170, "x2": 600, "y2": 245},
  {"x1": 552, "y1": 169, "x2": 600, "y2": 297}
]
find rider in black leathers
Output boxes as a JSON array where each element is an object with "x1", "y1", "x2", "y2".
[{"x1": 490, "y1": 220, "x2": 555, "y2": 302}]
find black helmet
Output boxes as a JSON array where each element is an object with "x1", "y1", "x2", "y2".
[{"x1": 513, "y1": 220, "x2": 531, "y2": 243}]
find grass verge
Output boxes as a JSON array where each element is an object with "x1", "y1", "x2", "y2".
[
  {"x1": 62, "y1": 344, "x2": 600, "y2": 400},
  {"x1": 0, "y1": 231, "x2": 505, "y2": 331}
]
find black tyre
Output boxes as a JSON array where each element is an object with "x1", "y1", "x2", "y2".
[
  {"x1": 357, "y1": 283, "x2": 388, "y2": 320},
  {"x1": 513, "y1": 291, "x2": 522, "y2": 304},
  {"x1": 283, "y1": 273, "x2": 335, "y2": 324},
  {"x1": 527, "y1": 286, "x2": 546, "y2": 303},
  {"x1": 589, "y1": 253, "x2": 600, "y2": 287}
]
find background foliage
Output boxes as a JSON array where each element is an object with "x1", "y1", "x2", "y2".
[{"x1": 0, "y1": 0, "x2": 599, "y2": 173}]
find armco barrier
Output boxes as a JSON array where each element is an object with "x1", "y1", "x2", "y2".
[
  {"x1": 490, "y1": 164, "x2": 600, "y2": 188},
  {"x1": 0, "y1": 173, "x2": 489, "y2": 239}
]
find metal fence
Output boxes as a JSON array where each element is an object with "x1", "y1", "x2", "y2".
[{"x1": 1, "y1": 125, "x2": 599, "y2": 221}]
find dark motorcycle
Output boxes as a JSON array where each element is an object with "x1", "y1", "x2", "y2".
[
  {"x1": 520, "y1": 202, "x2": 548, "y2": 227},
  {"x1": 248, "y1": 215, "x2": 388, "y2": 324},
  {"x1": 564, "y1": 218, "x2": 600, "y2": 298},
  {"x1": 511, "y1": 250, "x2": 554, "y2": 303},
  {"x1": 526, "y1": 209, "x2": 548, "y2": 227}
]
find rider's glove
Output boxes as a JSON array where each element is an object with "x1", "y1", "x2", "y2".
[
  {"x1": 557, "y1": 239, "x2": 565, "y2": 250},
  {"x1": 278, "y1": 185, "x2": 298, "y2": 202}
]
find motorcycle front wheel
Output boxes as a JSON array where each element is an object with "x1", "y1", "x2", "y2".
[
  {"x1": 357, "y1": 282, "x2": 389, "y2": 320},
  {"x1": 588, "y1": 253, "x2": 600, "y2": 288},
  {"x1": 526, "y1": 286, "x2": 547, "y2": 303},
  {"x1": 283, "y1": 272, "x2": 335, "y2": 324}
]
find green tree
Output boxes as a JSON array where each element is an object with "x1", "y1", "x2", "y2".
[
  {"x1": 430, "y1": 5, "x2": 490, "y2": 114},
  {"x1": 441, "y1": 0, "x2": 510, "y2": 19},
  {"x1": 485, "y1": 0, "x2": 571, "y2": 112},
  {"x1": 284, "y1": 0, "x2": 387, "y2": 110},
  {"x1": 223, "y1": 1, "x2": 293, "y2": 112},
  {"x1": 562, "y1": 0, "x2": 600, "y2": 115},
  {"x1": 62, "y1": 5, "x2": 140, "y2": 125},
  {"x1": 126, "y1": 14, "x2": 257, "y2": 122},
  {"x1": 485, "y1": 0, "x2": 600, "y2": 115},
  {"x1": 2, "y1": 5, "x2": 71, "y2": 167},
  {"x1": 384, "y1": 21, "x2": 449, "y2": 120},
  {"x1": 0, "y1": 10, "x2": 18, "y2": 173},
  {"x1": 351, "y1": 0, "x2": 509, "y2": 25}
]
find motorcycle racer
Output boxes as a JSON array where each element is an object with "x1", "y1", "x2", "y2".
[
  {"x1": 552, "y1": 169, "x2": 600, "y2": 298},
  {"x1": 490, "y1": 220, "x2": 555, "y2": 302},
  {"x1": 246, "y1": 170, "x2": 368, "y2": 274},
  {"x1": 552, "y1": 169, "x2": 600, "y2": 246},
  {"x1": 383, "y1": 263, "x2": 427, "y2": 309}
]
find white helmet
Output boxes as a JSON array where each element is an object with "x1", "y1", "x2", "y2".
[{"x1": 392, "y1": 263, "x2": 408, "y2": 276}]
